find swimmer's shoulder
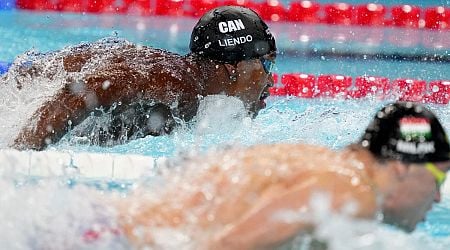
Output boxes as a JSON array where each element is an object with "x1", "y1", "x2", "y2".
[
  {"x1": 245, "y1": 143, "x2": 335, "y2": 160},
  {"x1": 207, "y1": 143, "x2": 337, "y2": 175},
  {"x1": 61, "y1": 37, "x2": 187, "y2": 72}
]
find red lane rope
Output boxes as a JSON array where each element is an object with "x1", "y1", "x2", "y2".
[
  {"x1": 16, "y1": 1, "x2": 450, "y2": 31},
  {"x1": 269, "y1": 73, "x2": 450, "y2": 105}
]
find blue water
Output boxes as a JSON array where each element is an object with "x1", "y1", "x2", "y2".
[{"x1": 0, "y1": 2, "x2": 449, "y2": 249}]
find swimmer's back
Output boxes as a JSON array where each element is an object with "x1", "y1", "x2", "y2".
[
  {"x1": 157, "y1": 143, "x2": 378, "y2": 217},
  {"x1": 62, "y1": 38, "x2": 202, "y2": 113},
  {"x1": 121, "y1": 143, "x2": 378, "y2": 248},
  {"x1": 9, "y1": 38, "x2": 202, "y2": 113}
]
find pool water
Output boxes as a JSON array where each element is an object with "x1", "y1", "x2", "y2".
[{"x1": 0, "y1": 1, "x2": 450, "y2": 249}]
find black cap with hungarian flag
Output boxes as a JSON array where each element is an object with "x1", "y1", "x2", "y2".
[{"x1": 361, "y1": 102, "x2": 450, "y2": 163}]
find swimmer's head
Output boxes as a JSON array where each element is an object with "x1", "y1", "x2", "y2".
[
  {"x1": 361, "y1": 102, "x2": 450, "y2": 163},
  {"x1": 189, "y1": 6, "x2": 277, "y2": 64}
]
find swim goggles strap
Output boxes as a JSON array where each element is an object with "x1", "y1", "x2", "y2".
[{"x1": 425, "y1": 163, "x2": 447, "y2": 187}]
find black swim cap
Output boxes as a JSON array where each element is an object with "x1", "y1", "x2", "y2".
[
  {"x1": 189, "y1": 6, "x2": 276, "y2": 64},
  {"x1": 361, "y1": 102, "x2": 450, "y2": 163}
]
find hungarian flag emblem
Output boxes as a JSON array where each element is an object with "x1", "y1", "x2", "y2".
[{"x1": 399, "y1": 117, "x2": 432, "y2": 140}]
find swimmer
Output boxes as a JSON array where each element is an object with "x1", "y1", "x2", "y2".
[
  {"x1": 9, "y1": 6, "x2": 276, "y2": 150},
  {"x1": 112, "y1": 102, "x2": 449, "y2": 249}
]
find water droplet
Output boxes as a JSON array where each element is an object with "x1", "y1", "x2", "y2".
[
  {"x1": 102, "y1": 80, "x2": 111, "y2": 90},
  {"x1": 432, "y1": 85, "x2": 440, "y2": 93}
]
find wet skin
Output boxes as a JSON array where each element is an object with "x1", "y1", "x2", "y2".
[
  {"x1": 11, "y1": 42, "x2": 275, "y2": 150},
  {"x1": 117, "y1": 144, "x2": 380, "y2": 249},
  {"x1": 382, "y1": 161, "x2": 449, "y2": 231},
  {"x1": 119, "y1": 145, "x2": 450, "y2": 249},
  {"x1": 230, "y1": 52, "x2": 276, "y2": 117}
]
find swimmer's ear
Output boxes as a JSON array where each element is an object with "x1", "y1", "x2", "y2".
[{"x1": 224, "y1": 64, "x2": 238, "y2": 82}]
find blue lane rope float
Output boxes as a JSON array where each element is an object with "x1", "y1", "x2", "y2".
[
  {"x1": 0, "y1": 61, "x2": 11, "y2": 75},
  {"x1": 0, "y1": 0, "x2": 15, "y2": 10}
]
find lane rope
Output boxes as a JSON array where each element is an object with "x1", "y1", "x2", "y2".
[
  {"x1": 270, "y1": 73, "x2": 450, "y2": 104},
  {"x1": 0, "y1": 62, "x2": 448, "y2": 104},
  {"x1": 12, "y1": 1, "x2": 450, "y2": 31}
]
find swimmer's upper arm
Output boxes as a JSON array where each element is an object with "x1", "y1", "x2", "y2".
[
  {"x1": 12, "y1": 62, "x2": 149, "y2": 150},
  {"x1": 210, "y1": 174, "x2": 377, "y2": 250},
  {"x1": 12, "y1": 87, "x2": 89, "y2": 150},
  {"x1": 210, "y1": 182, "x2": 315, "y2": 250},
  {"x1": 12, "y1": 53, "x2": 198, "y2": 150},
  {"x1": 12, "y1": 72, "x2": 119, "y2": 150}
]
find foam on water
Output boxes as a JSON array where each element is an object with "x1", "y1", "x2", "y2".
[
  {"x1": 50, "y1": 95, "x2": 450, "y2": 157},
  {"x1": 274, "y1": 192, "x2": 450, "y2": 250},
  {"x1": 0, "y1": 178, "x2": 126, "y2": 250},
  {"x1": 0, "y1": 52, "x2": 66, "y2": 145}
]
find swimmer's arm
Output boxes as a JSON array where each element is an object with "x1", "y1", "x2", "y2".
[
  {"x1": 12, "y1": 67, "x2": 137, "y2": 150},
  {"x1": 12, "y1": 65, "x2": 185, "y2": 150},
  {"x1": 12, "y1": 86, "x2": 90, "y2": 150},
  {"x1": 211, "y1": 177, "x2": 377, "y2": 250},
  {"x1": 210, "y1": 183, "x2": 315, "y2": 250}
]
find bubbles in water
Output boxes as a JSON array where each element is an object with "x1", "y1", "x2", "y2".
[
  {"x1": 0, "y1": 178, "x2": 124, "y2": 249},
  {"x1": 194, "y1": 95, "x2": 249, "y2": 137},
  {"x1": 136, "y1": 22, "x2": 145, "y2": 31}
]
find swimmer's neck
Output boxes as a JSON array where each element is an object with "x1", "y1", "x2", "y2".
[{"x1": 343, "y1": 144, "x2": 400, "y2": 199}]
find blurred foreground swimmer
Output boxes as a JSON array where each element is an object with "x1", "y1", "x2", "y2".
[
  {"x1": 112, "y1": 102, "x2": 449, "y2": 249},
  {"x1": 8, "y1": 5, "x2": 276, "y2": 150}
]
